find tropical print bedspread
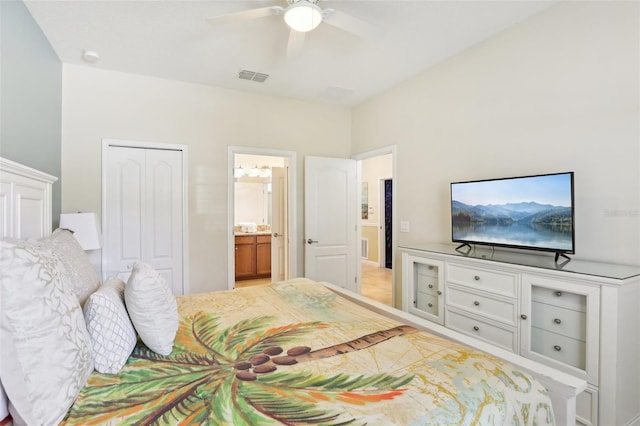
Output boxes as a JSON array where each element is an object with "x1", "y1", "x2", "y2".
[{"x1": 62, "y1": 278, "x2": 554, "y2": 425}]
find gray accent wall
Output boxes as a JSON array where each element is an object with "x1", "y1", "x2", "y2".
[{"x1": 1, "y1": 0, "x2": 62, "y2": 227}]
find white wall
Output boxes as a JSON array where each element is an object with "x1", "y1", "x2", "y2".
[
  {"x1": 352, "y1": 1, "x2": 640, "y2": 266},
  {"x1": 61, "y1": 64, "x2": 351, "y2": 294}
]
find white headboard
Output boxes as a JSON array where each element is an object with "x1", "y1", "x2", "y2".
[
  {"x1": 0, "y1": 157, "x2": 57, "y2": 240},
  {"x1": 0, "y1": 157, "x2": 57, "y2": 421}
]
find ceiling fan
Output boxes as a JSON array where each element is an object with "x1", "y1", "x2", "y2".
[{"x1": 207, "y1": 0, "x2": 378, "y2": 57}]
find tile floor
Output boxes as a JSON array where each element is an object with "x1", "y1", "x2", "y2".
[{"x1": 360, "y1": 263, "x2": 393, "y2": 306}]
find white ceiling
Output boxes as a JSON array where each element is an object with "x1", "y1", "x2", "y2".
[{"x1": 24, "y1": 0, "x2": 555, "y2": 107}]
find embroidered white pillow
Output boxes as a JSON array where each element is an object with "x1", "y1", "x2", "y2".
[
  {"x1": 0, "y1": 238, "x2": 93, "y2": 426},
  {"x1": 84, "y1": 276, "x2": 137, "y2": 374},
  {"x1": 125, "y1": 262, "x2": 178, "y2": 355},
  {"x1": 50, "y1": 228, "x2": 100, "y2": 306}
]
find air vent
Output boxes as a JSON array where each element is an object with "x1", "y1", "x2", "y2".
[{"x1": 238, "y1": 69, "x2": 269, "y2": 83}]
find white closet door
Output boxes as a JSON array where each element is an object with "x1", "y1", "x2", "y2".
[{"x1": 104, "y1": 146, "x2": 184, "y2": 295}]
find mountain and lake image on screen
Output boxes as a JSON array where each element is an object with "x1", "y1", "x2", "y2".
[{"x1": 451, "y1": 173, "x2": 574, "y2": 253}]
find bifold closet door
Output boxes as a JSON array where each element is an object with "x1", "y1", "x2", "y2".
[{"x1": 104, "y1": 146, "x2": 184, "y2": 295}]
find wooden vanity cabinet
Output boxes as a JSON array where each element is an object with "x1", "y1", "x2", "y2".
[
  {"x1": 256, "y1": 235, "x2": 272, "y2": 277},
  {"x1": 235, "y1": 234, "x2": 271, "y2": 280}
]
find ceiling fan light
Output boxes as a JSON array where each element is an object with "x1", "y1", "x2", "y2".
[{"x1": 284, "y1": 1, "x2": 322, "y2": 33}]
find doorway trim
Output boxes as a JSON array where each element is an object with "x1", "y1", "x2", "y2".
[
  {"x1": 101, "y1": 138, "x2": 190, "y2": 294},
  {"x1": 353, "y1": 145, "x2": 396, "y2": 305},
  {"x1": 227, "y1": 146, "x2": 298, "y2": 290}
]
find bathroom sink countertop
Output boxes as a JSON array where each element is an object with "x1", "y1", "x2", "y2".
[{"x1": 235, "y1": 231, "x2": 272, "y2": 236}]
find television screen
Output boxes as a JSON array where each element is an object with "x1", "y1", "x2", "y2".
[{"x1": 451, "y1": 172, "x2": 574, "y2": 254}]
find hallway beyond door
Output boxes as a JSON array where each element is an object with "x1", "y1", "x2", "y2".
[{"x1": 361, "y1": 263, "x2": 392, "y2": 305}]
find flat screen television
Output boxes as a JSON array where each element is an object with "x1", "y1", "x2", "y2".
[{"x1": 451, "y1": 172, "x2": 575, "y2": 260}]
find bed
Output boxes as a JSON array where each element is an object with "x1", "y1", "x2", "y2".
[
  {"x1": 60, "y1": 278, "x2": 555, "y2": 425},
  {"x1": 0, "y1": 158, "x2": 584, "y2": 425}
]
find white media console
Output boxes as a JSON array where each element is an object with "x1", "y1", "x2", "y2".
[{"x1": 400, "y1": 243, "x2": 640, "y2": 426}]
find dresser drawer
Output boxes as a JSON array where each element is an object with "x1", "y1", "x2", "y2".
[
  {"x1": 447, "y1": 286, "x2": 516, "y2": 325},
  {"x1": 257, "y1": 234, "x2": 271, "y2": 244},
  {"x1": 416, "y1": 292, "x2": 438, "y2": 316},
  {"x1": 531, "y1": 301, "x2": 586, "y2": 340},
  {"x1": 416, "y1": 273, "x2": 439, "y2": 296},
  {"x1": 235, "y1": 235, "x2": 255, "y2": 245},
  {"x1": 447, "y1": 309, "x2": 517, "y2": 352},
  {"x1": 531, "y1": 327, "x2": 586, "y2": 370},
  {"x1": 416, "y1": 263, "x2": 438, "y2": 278},
  {"x1": 532, "y1": 286, "x2": 586, "y2": 312},
  {"x1": 447, "y1": 264, "x2": 517, "y2": 297}
]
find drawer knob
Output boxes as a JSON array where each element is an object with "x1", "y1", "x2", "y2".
[
  {"x1": 474, "y1": 275, "x2": 480, "y2": 281},
  {"x1": 520, "y1": 314, "x2": 528, "y2": 320},
  {"x1": 428, "y1": 284, "x2": 433, "y2": 288},
  {"x1": 554, "y1": 318, "x2": 562, "y2": 324},
  {"x1": 473, "y1": 301, "x2": 480, "y2": 306},
  {"x1": 555, "y1": 291, "x2": 562, "y2": 297},
  {"x1": 473, "y1": 325, "x2": 480, "y2": 331},
  {"x1": 553, "y1": 345, "x2": 562, "y2": 351},
  {"x1": 437, "y1": 290, "x2": 442, "y2": 295},
  {"x1": 427, "y1": 303, "x2": 433, "y2": 308},
  {"x1": 428, "y1": 265, "x2": 434, "y2": 270}
]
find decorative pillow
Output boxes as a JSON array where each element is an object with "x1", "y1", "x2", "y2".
[
  {"x1": 50, "y1": 228, "x2": 100, "y2": 306},
  {"x1": 84, "y1": 276, "x2": 137, "y2": 374},
  {"x1": 0, "y1": 238, "x2": 93, "y2": 426},
  {"x1": 125, "y1": 262, "x2": 178, "y2": 355}
]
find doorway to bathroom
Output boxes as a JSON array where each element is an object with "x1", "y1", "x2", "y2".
[{"x1": 227, "y1": 147, "x2": 297, "y2": 290}]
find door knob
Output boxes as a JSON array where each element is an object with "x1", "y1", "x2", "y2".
[
  {"x1": 307, "y1": 238, "x2": 318, "y2": 244},
  {"x1": 273, "y1": 232, "x2": 280, "y2": 237}
]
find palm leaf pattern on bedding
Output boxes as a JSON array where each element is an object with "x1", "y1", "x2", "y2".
[{"x1": 63, "y1": 313, "x2": 416, "y2": 425}]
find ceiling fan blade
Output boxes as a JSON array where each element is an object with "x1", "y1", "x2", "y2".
[
  {"x1": 207, "y1": 6, "x2": 283, "y2": 26},
  {"x1": 287, "y1": 29, "x2": 306, "y2": 58},
  {"x1": 322, "y1": 9, "x2": 379, "y2": 39}
]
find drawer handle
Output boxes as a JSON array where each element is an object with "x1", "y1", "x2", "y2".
[
  {"x1": 427, "y1": 303, "x2": 433, "y2": 308},
  {"x1": 520, "y1": 314, "x2": 528, "y2": 320},
  {"x1": 428, "y1": 265, "x2": 434, "y2": 270},
  {"x1": 437, "y1": 290, "x2": 442, "y2": 295},
  {"x1": 474, "y1": 275, "x2": 480, "y2": 281},
  {"x1": 553, "y1": 345, "x2": 562, "y2": 351},
  {"x1": 554, "y1": 318, "x2": 562, "y2": 324},
  {"x1": 555, "y1": 291, "x2": 562, "y2": 297},
  {"x1": 428, "y1": 284, "x2": 433, "y2": 288},
  {"x1": 473, "y1": 301, "x2": 480, "y2": 306},
  {"x1": 473, "y1": 326, "x2": 480, "y2": 331}
]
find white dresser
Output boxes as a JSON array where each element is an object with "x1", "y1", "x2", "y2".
[{"x1": 401, "y1": 243, "x2": 640, "y2": 426}]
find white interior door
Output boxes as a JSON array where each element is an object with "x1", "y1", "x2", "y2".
[
  {"x1": 104, "y1": 145, "x2": 184, "y2": 295},
  {"x1": 304, "y1": 156, "x2": 357, "y2": 292},
  {"x1": 271, "y1": 166, "x2": 287, "y2": 282}
]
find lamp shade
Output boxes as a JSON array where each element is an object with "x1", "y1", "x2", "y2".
[
  {"x1": 284, "y1": 0, "x2": 322, "y2": 33},
  {"x1": 59, "y1": 212, "x2": 102, "y2": 250}
]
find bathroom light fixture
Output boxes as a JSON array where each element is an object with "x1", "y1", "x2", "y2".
[
  {"x1": 234, "y1": 165, "x2": 272, "y2": 179},
  {"x1": 247, "y1": 165, "x2": 261, "y2": 178},
  {"x1": 284, "y1": 0, "x2": 322, "y2": 33}
]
